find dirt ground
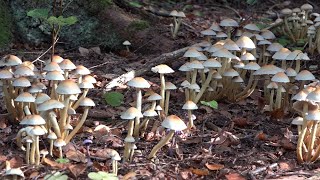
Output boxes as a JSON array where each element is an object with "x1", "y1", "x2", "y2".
[{"x1": 1, "y1": 0, "x2": 320, "y2": 179}]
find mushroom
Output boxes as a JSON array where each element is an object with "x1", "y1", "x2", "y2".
[
  {"x1": 40, "y1": 149, "x2": 49, "y2": 163},
  {"x1": 110, "y1": 150, "x2": 121, "y2": 176},
  {"x1": 54, "y1": 138, "x2": 66, "y2": 158},
  {"x1": 148, "y1": 115, "x2": 187, "y2": 159},
  {"x1": 123, "y1": 40, "x2": 131, "y2": 52},
  {"x1": 304, "y1": 110, "x2": 320, "y2": 162},
  {"x1": 31, "y1": 125, "x2": 47, "y2": 165},
  {"x1": 164, "y1": 82, "x2": 177, "y2": 115},
  {"x1": 140, "y1": 109, "x2": 158, "y2": 136},
  {"x1": 4, "y1": 167, "x2": 24, "y2": 180},
  {"x1": 59, "y1": 59, "x2": 76, "y2": 79},
  {"x1": 127, "y1": 77, "x2": 151, "y2": 137},
  {"x1": 22, "y1": 136, "x2": 33, "y2": 165},
  {"x1": 65, "y1": 97, "x2": 95, "y2": 143},
  {"x1": 47, "y1": 131, "x2": 57, "y2": 156},
  {"x1": 271, "y1": 72, "x2": 290, "y2": 109},
  {"x1": 182, "y1": 101, "x2": 198, "y2": 129}
]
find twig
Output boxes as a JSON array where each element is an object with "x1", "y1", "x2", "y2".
[
  {"x1": 248, "y1": 163, "x2": 278, "y2": 179},
  {"x1": 62, "y1": 0, "x2": 74, "y2": 13},
  {"x1": 32, "y1": 37, "x2": 59, "y2": 64},
  {"x1": 88, "y1": 61, "x2": 117, "y2": 70}
]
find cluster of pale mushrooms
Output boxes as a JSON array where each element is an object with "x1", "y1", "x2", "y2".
[
  {"x1": 274, "y1": 4, "x2": 320, "y2": 54},
  {"x1": 0, "y1": 54, "x2": 122, "y2": 178},
  {"x1": 169, "y1": 10, "x2": 186, "y2": 38}
]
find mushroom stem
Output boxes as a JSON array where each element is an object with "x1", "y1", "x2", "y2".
[
  {"x1": 148, "y1": 130, "x2": 175, "y2": 159},
  {"x1": 269, "y1": 89, "x2": 275, "y2": 111},
  {"x1": 307, "y1": 121, "x2": 318, "y2": 161},
  {"x1": 160, "y1": 74, "x2": 166, "y2": 110},
  {"x1": 164, "y1": 91, "x2": 171, "y2": 115},
  {"x1": 59, "y1": 95, "x2": 71, "y2": 138},
  {"x1": 297, "y1": 103, "x2": 309, "y2": 163},
  {"x1": 16, "y1": 128, "x2": 26, "y2": 151},
  {"x1": 139, "y1": 118, "x2": 149, "y2": 136},
  {"x1": 49, "y1": 111, "x2": 62, "y2": 138},
  {"x1": 30, "y1": 136, "x2": 36, "y2": 164},
  {"x1": 275, "y1": 85, "x2": 283, "y2": 109},
  {"x1": 72, "y1": 89, "x2": 89, "y2": 110},
  {"x1": 112, "y1": 160, "x2": 118, "y2": 175},
  {"x1": 194, "y1": 69, "x2": 215, "y2": 103},
  {"x1": 187, "y1": 110, "x2": 193, "y2": 129},
  {"x1": 65, "y1": 107, "x2": 89, "y2": 143},
  {"x1": 35, "y1": 136, "x2": 40, "y2": 165},
  {"x1": 58, "y1": 147, "x2": 63, "y2": 158},
  {"x1": 49, "y1": 140, "x2": 54, "y2": 157},
  {"x1": 26, "y1": 141, "x2": 31, "y2": 164},
  {"x1": 295, "y1": 59, "x2": 301, "y2": 73},
  {"x1": 133, "y1": 89, "x2": 142, "y2": 137}
]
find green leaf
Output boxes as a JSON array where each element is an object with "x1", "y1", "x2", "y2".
[
  {"x1": 27, "y1": 8, "x2": 49, "y2": 19},
  {"x1": 47, "y1": 16, "x2": 59, "y2": 25},
  {"x1": 88, "y1": 172, "x2": 104, "y2": 180},
  {"x1": 128, "y1": 1, "x2": 142, "y2": 8},
  {"x1": 55, "y1": 158, "x2": 69, "y2": 164},
  {"x1": 47, "y1": 16, "x2": 78, "y2": 26},
  {"x1": 104, "y1": 92, "x2": 124, "y2": 107},
  {"x1": 296, "y1": 39, "x2": 306, "y2": 46},
  {"x1": 277, "y1": 37, "x2": 290, "y2": 46},
  {"x1": 200, "y1": 100, "x2": 218, "y2": 109},
  {"x1": 88, "y1": 172, "x2": 118, "y2": 180},
  {"x1": 44, "y1": 172, "x2": 68, "y2": 180}
]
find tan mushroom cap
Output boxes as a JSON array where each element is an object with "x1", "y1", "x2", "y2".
[
  {"x1": 124, "y1": 135, "x2": 135, "y2": 143},
  {"x1": 35, "y1": 93, "x2": 51, "y2": 104},
  {"x1": 301, "y1": 3, "x2": 313, "y2": 11},
  {"x1": 151, "y1": 64, "x2": 174, "y2": 74},
  {"x1": 20, "y1": 115, "x2": 46, "y2": 125},
  {"x1": 123, "y1": 40, "x2": 131, "y2": 46},
  {"x1": 292, "y1": 89, "x2": 309, "y2": 101},
  {"x1": 210, "y1": 22, "x2": 222, "y2": 31},
  {"x1": 223, "y1": 39, "x2": 240, "y2": 51},
  {"x1": 54, "y1": 138, "x2": 66, "y2": 147},
  {"x1": 203, "y1": 58, "x2": 222, "y2": 68},
  {"x1": 235, "y1": 36, "x2": 256, "y2": 49},
  {"x1": 243, "y1": 62, "x2": 260, "y2": 70},
  {"x1": 51, "y1": 55, "x2": 64, "y2": 63},
  {"x1": 59, "y1": 59, "x2": 76, "y2": 70},
  {"x1": 177, "y1": 11, "x2": 186, "y2": 18},
  {"x1": 267, "y1": 43, "x2": 283, "y2": 52},
  {"x1": 15, "y1": 92, "x2": 35, "y2": 102},
  {"x1": 305, "y1": 110, "x2": 320, "y2": 121},
  {"x1": 45, "y1": 70, "x2": 65, "y2": 81},
  {"x1": 232, "y1": 76, "x2": 244, "y2": 83},
  {"x1": 44, "y1": 61, "x2": 62, "y2": 72},
  {"x1": 147, "y1": 92, "x2": 162, "y2": 101},
  {"x1": 188, "y1": 60, "x2": 204, "y2": 69},
  {"x1": 79, "y1": 80, "x2": 94, "y2": 89},
  {"x1": 212, "y1": 48, "x2": 236, "y2": 58},
  {"x1": 267, "y1": 82, "x2": 278, "y2": 89},
  {"x1": 306, "y1": 88, "x2": 320, "y2": 102},
  {"x1": 74, "y1": 65, "x2": 90, "y2": 75},
  {"x1": 183, "y1": 47, "x2": 203, "y2": 58},
  {"x1": 241, "y1": 52, "x2": 256, "y2": 61},
  {"x1": 83, "y1": 75, "x2": 97, "y2": 84},
  {"x1": 181, "y1": 80, "x2": 191, "y2": 88},
  {"x1": 281, "y1": 8, "x2": 292, "y2": 15},
  {"x1": 216, "y1": 32, "x2": 228, "y2": 38},
  {"x1": 286, "y1": 50, "x2": 302, "y2": 60},
  {"x1": 285, "y1": 68, "x2": 297, "y2": 77},
  {"x1": 182, "y1": 101, "x2": 198, "y2": 110},
  {"x1": 253, "y1": 64, "x2": 285, "y2": 75},
  {"x1": 271, "y1": 72, "x2": 290, "y2": 83},
  {"x1": 28, "y1": 84, "x2": 43, "y2": 94},
  {"x1": 56, "y1": 80, "x2": 81, "y2": 95},
  {"x1": 220, "y1": 18, "x2": 239, "y2": 27},
  {"x1": 13, "y1": 77, "x2": 31, "y2": 87},
  {"x1": 14, "y1": 66, "x2": 35, "y2": 77},
  {"x1": 188, "y1": 83, "x2": 200, "y2": 90},
  {"x1": 207, "y1": 44, "x2": 224, "y2": 53},
  {"x1": 272, "y1": 48, "x2": 291, "y2": 60},
  {"x1": 179, "y1": 62, "x2": 192, "y2": 72},
  {"x1": 212, "y1": 72, "x2": 222, "y2": 79},
  {"x1": 258, "y1": 40, "x2": 272, "y2": 45},
  {"x1": 37, "y1": 99, "x2": 64, "y2": 111},
  {"x1": 47, "y1": 131, "x2": 57, "y2": 140},
  {"x1": 1, "y1": 55, "x2": 22, "y2": 66},
  {"x1": 295, "y1": 70, "x2": 315, "y2": 81},
  {"x1": 261, "y1": 29, "x2": 276, "y2": 40},
  {"x1": 293, "y1": 101, "x2": 318, "y2": 114},
  {"x1": 121, "y1": 107, "x2": 143, "y2": 120},
  {"x1": 291, "y1": 116, "x2": 303, "y2": 125},
  {"x1": 127, "y1": 77, "x2": 151, "y2": 89},
  {"x1": 0, "y1": 69, "x2": 13, "y2": 79},
  {"x1": 79, "y1": 97, "x2": 95, "y2": 107},
  {"x1": 201, "y1": 29, "x2": 216, "y2": 36},
  {"x1": 244, "y1": 23, "x2": 260, "y2": 32},
  {"x1": 223, "y1": 68, "x2": 239, "y2": 77},
  {"x1": 161, "y1": 115, "x2": 187, "y2": 131},
  {"x1": 143, "y1": 109, "x2": 158, "y2": 117},
  {"x1": 165, "y1": 82, "x2": 177, "y2": 90},
  {"x1": 31, "y1": 125, "x2": 46, "y2": 136}
]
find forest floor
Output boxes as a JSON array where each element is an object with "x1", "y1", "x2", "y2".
[{"x1": 1, "y1": 0, "x2": 320, "y2": 179}]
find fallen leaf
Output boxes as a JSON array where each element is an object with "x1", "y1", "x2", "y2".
[
  {"x1": 28, "y1": 171, "x2": 39, "y2": 179},
  {"x1": 0, "y1": 117, "x2": 7, "y2": 129},
  {"x1": 65, "y1": 149, "x2": 87, "y2": 163},
  {"x1": 233, "y1": 117, "x2": 248, "y2": 127},
  {"x1": 180, "y1": 170, "x2": 192, "y2": 179},
  {"x1": 43, "y1": 157, "x2": 67, "y2": 169},
  {"x1": 211, "y1": 133, "x2": 227, "y2": 145},
  {"x1": 92, "y1": 161, "x2": 109, "y2": 172},
  {"x1": 205, "y1": 163, "x2": 224, "y2": 170},
  {"x1": 183, "y1": 137, "x2": 201, "y2": 144},
  {"x1": 279, "y1": 162, "x2": 292, "y2": 171},
  {"x1": 225, "y1": 173, "x2": 246, "y2": 180},
  {"x1": 123, "y1": 172, "x2": 136, "y2": 180},
  {"x1": 190, "y1": 168, "x2": 209, "y2": 176},
  {"x1": 255, "y1": 131, "x2": 268, "y2": 141},
  {"x1": 280, "y1": 139, "x2": 295, "y2": 150},
  {"x1": 9, "y1": 156, "x2": 23, "y2": 168},
  {"x1": 68, "y1": 164, "x2": 87, "y2": 177},
  {"x1": 270, "y1": 108, "x2": 285, "y2": 119}
]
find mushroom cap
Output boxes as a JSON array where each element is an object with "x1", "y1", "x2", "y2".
[
  {"x1": 83, "y1": 75, "x2": 97, "y2": 84},
  {"x1": 79, "y1": 80, "x2": 94, "y2": 89},
  {"x1": 122, "y1": 40, "x2": 131, "y2": 45},
  {"x1": 161, "y1": 115, "x2": 187, "y2": 131},
  {"x1": 14, "y1": 66, "x2": 35, "y2": 77},
  {"x1": 127, "y1": 77, "x2": 150, "y2": 88},
  {"x1": 267, "y1": 82, "x2": 278, "y2": 89},
  {"x1": 181, "y1": 80, "x2": 191, "y2": 87},
  {"x1": 28, "y1": 84, "x2": 43, "y2": 94},
  {"x1": 151, "y1": 64, "x2": 174, "y2": 74},
  {"x1": 296, "y1": 53, "x2": 310, "y2": 61},
  {"x1": 165, "y1": 82, "x2": 177, "y2": 90},
  {"x1": 271, "y1": 72, "x2": 290, "y2": 83},
  {"x1": 182, "y1": 101, "x2": 198, "y2": 110},
  {"x1": 37, "y1": 99, "x2": 65, "y2": 111},
  {"x1": 35, "y1": 93, "x2": 51, "y2": 104},
  {"x1": 143, "y1": 109, "x2": 158, "y2": 117},
  {"x1": 20, "y1": 115, "x2": 46, "y2": 125},
  {"x1": 1, "y1": 55, "x2": 22, "y2": 67},
  {"x1": 12, "y1": 77, "x2": 31, "y2": 87},
  {"x1": 243, "y1": 62, "x2": 260, "y2": 70},
  {"x1": 40, "y1": 149, "x2": 49, "y2": 156},
  {"x1": 79, "y1": 97, "x2": 95, "y2": 107},
  {"x1": 54, "y1": 138, "x2": 66, "y2": 147},
  {"x1": 210, "y1": 22, "x2": 222, "y2": 31},
  {"x1": 233, "y1": 62, "x2": 245, "y2": 69},
  {"x1": 291, "y1": 116, "x2": 303, "y2": 125},
  {"x1": 183, "y1": 47, "x2": 203, "y2": 58},
  {"x1": 301, "y1": 3, "x2": 313, "y2": 11},
  {"x1": 306, "y1": 88, "x2": 320, "y2": 102},
  {"x1": 59, "y1": 59, "x2": 76, "y2": 70},
  {"x1": 147, "y1": 92, "x2": 162, "y2": 101},
  {"x1": 51, "y1": 55, "x2": 64, "y2": 63},
  {"x1": 258, "y1": 40, "x2": 272, "y2": 45},
  {"x1": 5, "y1": 168, "x2": 24, "y2": 178},
  {"x1": 223, "y1": 68, "x2": 239, "y2": 77},
  {"x1": 68, "y1": 108, "x2": 76, "y2": 115},
  {"x1": 285, "y1": 68, "x2": 297, "y2": 77},
  {"x1": 281, "y1": 8, "x2": 292, "y2": 15},
  {"x1": 212, "y1": 72, "x2": 222, "y2": 79},
  {"x1": 47, "y1": 132, "x2": 58, "y2": 140},
  {"x1": 286, "y1": 50, "x2": 302, "y2": 60},
  {"x1": 235, "y1": 36, "x2": 256, "y2": 49},
  {"x1": 232, "y1": 76, "x2": 244, "y2": 83},
  {"x1": 216, "y1": 32, "x2": 228, "y2": 38},
  {"x1": 306, "y1": 110, "x2": 320, "y2": 121},
  {"x1": 295, "y1": 70, "x2": 315, "y2": 81},
  {"x1": 223, "y1": 39, "x2": 240, "y2": 51},
  {"x1": 56, "y1": 80, "x2": 81, "y2": 95},
  {"x1": 124, "y1": 135, "x2": 135, "y2": 143},
  {"x1": 292, "y1": 8, "x2": 301, "y2": 13},
  {"x1": 220, "y1": 18, "x2": 239, "y2": 27},
  {"x1": 260, "y1": 29, "x2": 276, "y2": 40},
  {"x1": 177, "y1": 11, "x2": 186, "y2": 18},
  {"x1": 179, "y1": 62, "x2": 192, "y2": 72},
  {"x1": 293, "y1": 101, "x2": 318, "y2": 114},
  {"x1": 207, "y1": 43, "x2": 224, "y2": 53},
  {"x1": 188, "y1": 83, "x2": 200, "y2": 90},
  {"x1": 292, "y1": 89, "x2": 309, "y2": 101},
  {"x1": 0, "y1": 69, "x2": 13, "y2": 79},
  {"x1": 187, "y1": 60, "x2": 204, "y2": 69},
  {"x1": 121, "y1": 107, "x2": 143, "y2": 120},
  {"x1": 241, "y1": 52, "x2": 256, "y2": 61},
  {"x1": 31, "y1": 125, "x2": 46, "y2": 136},
  {"x1": 201, "y1": 29, "x2": 216, "y2": 36},
  {"x1": 267, "y1": 43, "x2": 284, "y2": 52},
  {"x1": 203, "y1": 58, "x2": 222, "y2": 68},
  {"x1": 253, "y1": 64, "x2": 285, "y2": 75},
  {"x1": 169, "y1": 10, "x2": 178, "y2": 16},
  {"x1": 272, "y1": 48, "x2": 291, "y2": 60},
  {"x1": 212, "y1": 48, "x2": 236, "y2": 58},
  {"x1": 195, "y1": 52, "x2": 208, "y2": 61},
  {"x1": 44, "y1": 61, "x2": 62, "y2": 72},
  {"x1": 45, "y1": 70, "x2": 65, "y2": 81},
  {"x1": 15, "y1": 92, "x2": 35, "y2": 102},
  {"x1": 74, "y1": 65, "x2": 90, "y2": 75},
  {"x1": 244, "y1": 23, "x2": 260, "y2": 32}
]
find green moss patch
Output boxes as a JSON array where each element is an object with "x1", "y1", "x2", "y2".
[{"x1": 127, "y1": 20, "x2": 150, "y2": 32}]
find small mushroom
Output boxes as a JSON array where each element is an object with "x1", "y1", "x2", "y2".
[{"x1": 123, "y1": 40, "x2": 131, "y2": 52}]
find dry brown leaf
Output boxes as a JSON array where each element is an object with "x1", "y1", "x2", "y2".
[
  {"x1": 68, "y1": 164, "x2": 87, "y2": 177},
  {"x1": 205, "y1": 163, "x2": 224, "y2": 170},
  {"x1": 0, "y1": 117, "x2": 7, "y2": 129},
  {"x1": 270, "y1": 108, "x2": 285, "y2": 119},
  {"x1": 43, "y1": 157, "x2": 67, "y2": 169},
  {"x1": 233, "y1": 117, "x2": 248, "y2": 127},
  {"x1": 122, "y1": 172, "x2": 136, "y2": 180},
  {"x1": 190, "y1": 168, "x2": 209, "y2": 176},
  {"x1": 280, "y1": 139, "x2": 295, "y2": 150},
  {"x1": 9, "y1": 156, "x2": 23, "y2": 168},
  {"x1": 65, "y1": 149, "x2": 87, "y2": 163},
  {"x1": 92, "y1": 161, "x2": 109, "y2": 172},
  {"x1": 225, "y1": 173, "x2": 246, "y2": 180},
  {"x1": 255, "y1": 131, "x2": 268, "y2": 141},
  {"x1": 183, "y1": 137, "x2": 201, "y2": 144},
  {"x1": 28, "y1": 171, "x2": 39, "y2": 179}
]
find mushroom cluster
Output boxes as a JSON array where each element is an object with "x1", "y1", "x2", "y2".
[{"x1": 0, "y1": 55, "x2": 97, "y2": 165}]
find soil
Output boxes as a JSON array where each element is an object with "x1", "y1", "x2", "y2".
[{"x1": 1, "y1": 0, "x2": 320, "y2": 179}]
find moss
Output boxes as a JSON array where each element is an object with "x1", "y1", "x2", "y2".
[
  {"x1": 127, "y1": 20, "x2": 150, "y2": 32},
  {"x1": 86, "y1": 0, "x2": 113, "y2": 14},
  {"x1": 0, "y1": 2, "x2": 12, "y2": 48}
]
